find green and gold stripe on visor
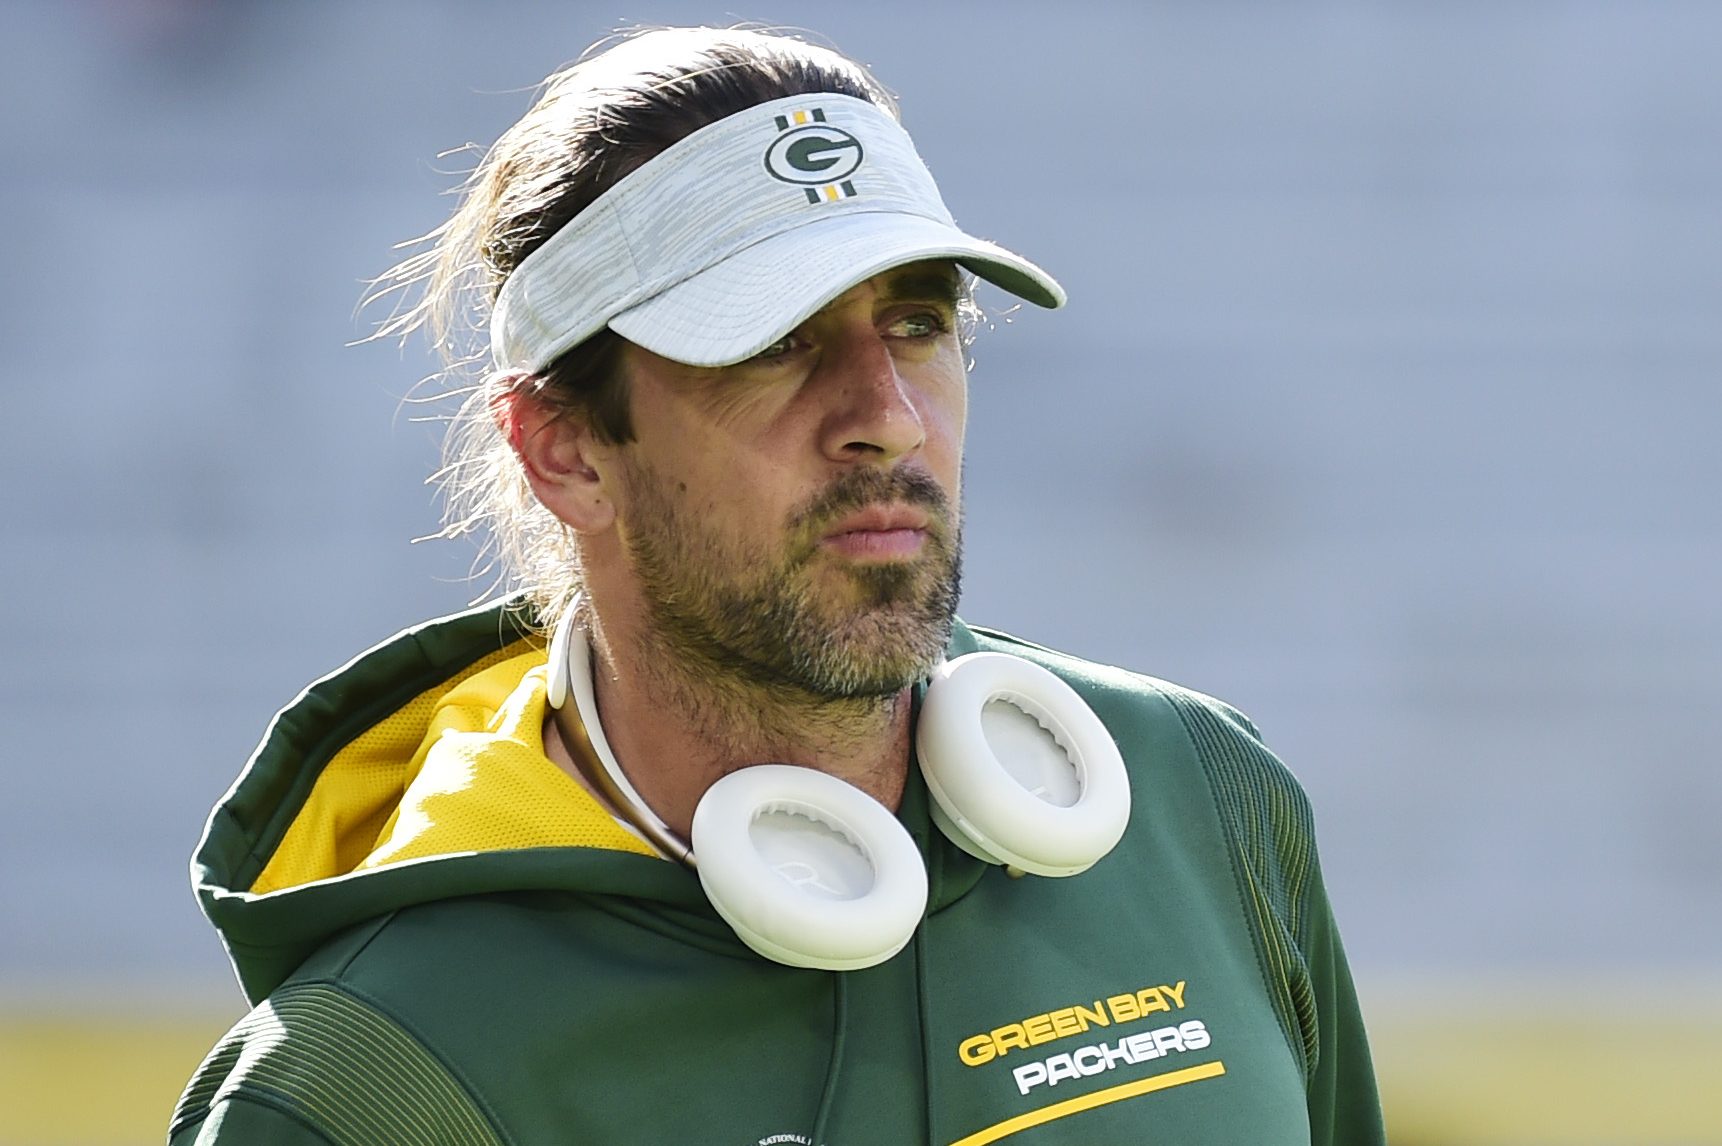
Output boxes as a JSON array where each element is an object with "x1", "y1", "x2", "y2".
[{"x1": 770, "y1": 106, "x2": 858, "y2": 202}]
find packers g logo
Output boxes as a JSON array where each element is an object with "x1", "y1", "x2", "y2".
[{"x1": 764, "y1": 107, "x2": 863, "y2": 203}]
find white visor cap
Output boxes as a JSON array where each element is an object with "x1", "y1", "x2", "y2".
[{"x1": 490, "y1": 93, "x2": 1064, "y2": 372}]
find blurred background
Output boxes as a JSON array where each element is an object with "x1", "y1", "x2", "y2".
[{"x1": 1, "y1": 1, "x2": 1718, "y2": 1142}]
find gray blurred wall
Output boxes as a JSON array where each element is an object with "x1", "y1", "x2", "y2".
[{"x1": 2, "y1": 0, "x2": 1718, "y2": 998}]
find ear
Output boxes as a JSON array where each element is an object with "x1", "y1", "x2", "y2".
[{"x1": 493, "y1": 383, "x2": 616, "y2": 534}]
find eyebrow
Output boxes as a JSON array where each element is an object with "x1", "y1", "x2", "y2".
[
  {"x1": 794, "y1": 263, "x2": 964, "y2": 327},
  {"x1": 875, "y1": 265, "x2": 964, "y2": 307}
]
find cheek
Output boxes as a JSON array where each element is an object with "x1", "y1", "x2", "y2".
[
  {"x1": 917, "y1": 355, "x2": 968, "y2": 479},
  {"x1": 654, "y1": 456, "x2": 797, "y2": 541}
]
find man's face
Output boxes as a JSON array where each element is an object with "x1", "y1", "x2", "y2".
[{"x1": 606, "y1": 261, "x2": 969, "y2": 698}]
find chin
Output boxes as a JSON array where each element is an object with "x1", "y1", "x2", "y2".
[{"x1": 803, "y1": 606, "x2": 954, "y2": 697}]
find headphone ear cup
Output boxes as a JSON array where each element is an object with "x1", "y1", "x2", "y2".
[
  {"x1": 691, "y1": 765, "x2": 929, "y2": 971},
  {"x1": 918, "y1": 653, "x2": 1131, "y2": 877}
]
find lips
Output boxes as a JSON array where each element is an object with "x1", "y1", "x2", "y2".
[
  {"x1": 818, "y1": 504, "x2": 934, "y2": 559},
  {"x1": 822, "y1": 504, "x2": 932, "y2": 539}
]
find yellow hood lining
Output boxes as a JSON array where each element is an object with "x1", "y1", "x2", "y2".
[{"x1": 249, "y1": 645, "x2": 653, "y2": 895}]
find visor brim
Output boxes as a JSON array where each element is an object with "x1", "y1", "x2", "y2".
[{"x1": 608, "y1": 211, "x2": 1064, "y2": 367}]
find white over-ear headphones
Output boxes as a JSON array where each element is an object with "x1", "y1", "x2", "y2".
[{"x1": 545, "y1": 607, "x2": 1131, "y2": 971}]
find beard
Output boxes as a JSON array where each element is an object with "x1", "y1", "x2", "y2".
[{"x1": 615, "y1": 459, "x2": 962, "y2": 699}]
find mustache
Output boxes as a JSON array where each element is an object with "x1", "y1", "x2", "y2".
[{"x1": 788, "y1": 467, "x2": 952, "y2": 537}]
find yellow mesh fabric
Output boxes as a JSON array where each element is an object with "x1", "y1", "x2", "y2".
[
  {"x1": 249, "y1": 645, "x2": 652, "y2": 895},
  {"x1": 360, "y1": 656, "x2": 654, "y2": 868}
]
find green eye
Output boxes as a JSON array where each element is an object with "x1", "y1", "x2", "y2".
[
  {"x1": 752, "y1": 335, "x2": 796, "y2": 361},
  {"x1": 893, "y1": 312, "x2": 947, "y2": 338}
]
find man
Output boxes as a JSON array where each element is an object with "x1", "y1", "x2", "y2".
[{"x1": 170, "y1": 26, "x2": 1384, "y2": 1145}]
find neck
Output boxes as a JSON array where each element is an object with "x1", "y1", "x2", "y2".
[{"x1": 576, "y1": 609, "x2": 915, "y2": 843}]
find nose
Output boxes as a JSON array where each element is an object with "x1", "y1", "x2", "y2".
[{"x1": 816, "y1": 328, "x2": 927, "y2": 466}]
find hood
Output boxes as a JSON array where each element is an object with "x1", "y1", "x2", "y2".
[{"x1": 192, "y1": 598, "x2": 986, "y2": 1003}]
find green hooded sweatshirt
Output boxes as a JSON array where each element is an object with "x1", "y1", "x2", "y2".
[{"x1": 169, "y1": 601, "x2": 1384, "y2": 1145}]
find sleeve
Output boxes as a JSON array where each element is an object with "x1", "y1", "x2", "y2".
[
  {"x1": 1158, "y1": 683, "x2": 1386, "y2": 1144},
  {"x1": 1298, "y1": 857, "x2": 1387, "y2": 1145},
  {"x1": 166, "y1": 980, "x2": 506, "y2": 1146},
  {"x1": 170, "y1": 1095, "x2": 336, "y2": 1145}
]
